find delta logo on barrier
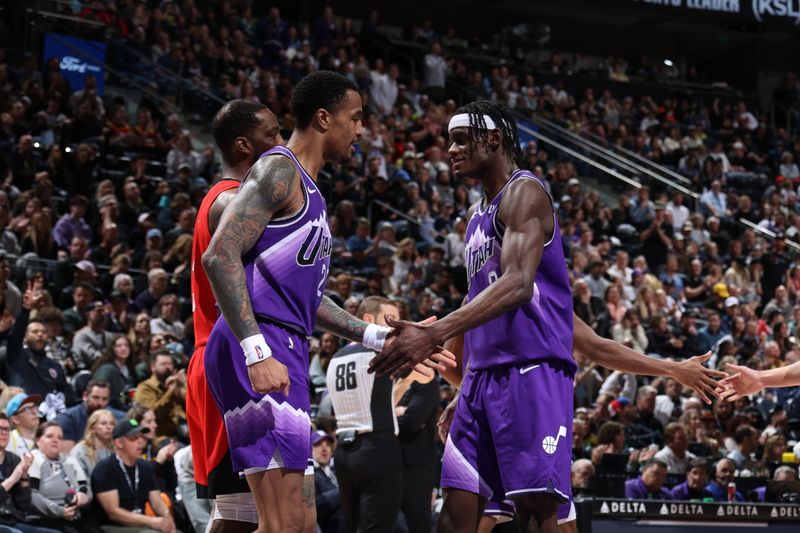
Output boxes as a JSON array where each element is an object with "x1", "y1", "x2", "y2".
[{"x1": 42, "y1": 33, "x2": 106, "y2": 94}]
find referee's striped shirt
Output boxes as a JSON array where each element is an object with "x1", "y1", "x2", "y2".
[{"x1": 326, "y1": 343, "x2": 398, "y2": 435}]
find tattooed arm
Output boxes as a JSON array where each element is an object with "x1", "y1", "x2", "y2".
[
  {"x1": 202, "y1": 156, "x2": 299, "y2": 394},
  {"x1": 316, "y1": 295, "x2": 369, "y2": 343},
  {"x1": 202, "y1": 155, "x2": 297, "y2": 340}
]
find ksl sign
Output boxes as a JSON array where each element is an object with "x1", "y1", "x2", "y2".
[
  {"x1": 43, "y1": 33, "x2": 106, "y2": 94},
  {"x1": 633, "y1": 0, "x2": 800, "y2": 25}
]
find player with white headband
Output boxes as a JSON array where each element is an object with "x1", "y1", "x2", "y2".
[{"x1": 370, "y1": 99, "x2": 573, "y2": 532}]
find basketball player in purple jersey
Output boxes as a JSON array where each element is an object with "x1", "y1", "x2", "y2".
[
  {"x1": 440, "y1": 316, "x2": 725, "y2": 531},
  {"x1": 203, "y1": 71, "x2": 454, "y2": 533},
  {"x1": 370, "y1": 100, "x2": 724, "y2": 532},
  {"x1": 371, "y1": 100, "x2": 575, "y2": 532}
]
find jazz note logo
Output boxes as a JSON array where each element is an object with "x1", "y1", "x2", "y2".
[{"x1": 542, "y1": 425, "x2": 567, "y2": 455}]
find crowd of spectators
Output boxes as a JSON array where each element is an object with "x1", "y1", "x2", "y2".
[{"x1": 0, "y1": 1, "x2": 799, "y2": 532}]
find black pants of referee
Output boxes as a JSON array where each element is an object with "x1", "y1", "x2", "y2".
[{"x1": 334, "y1": 432, "x2": 403, "y2": 533}]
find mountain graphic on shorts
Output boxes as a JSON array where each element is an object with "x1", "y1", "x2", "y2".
[{"x1": 223, "y1": 394, "x2": 310, "y2": 446}]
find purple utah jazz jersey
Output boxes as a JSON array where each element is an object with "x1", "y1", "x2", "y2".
[
  {"x1": 243, "y1": 145, "x2": 331, "y2": 336},
  {"x1": 463, "y1": 169, "x2": 575, "y2": 371}
]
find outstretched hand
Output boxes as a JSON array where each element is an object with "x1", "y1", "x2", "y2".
[
  {"x1": 715, "y1": 363, "x2": 764, "y2": 402},
  {"x1": 670, "y1": 351, "x2": 727, "y2": 404},
  {"x1": 369, "y1": 317, "x2": 444, "y2": 378}
]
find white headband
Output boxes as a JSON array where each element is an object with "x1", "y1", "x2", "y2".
[{"x1": 448, "y1": 113, "x2": 499, "y2": 133}]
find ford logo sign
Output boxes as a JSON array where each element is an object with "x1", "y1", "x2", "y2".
[{"x1": 59, "y1": 56, "x2": 102, "y2": 74}]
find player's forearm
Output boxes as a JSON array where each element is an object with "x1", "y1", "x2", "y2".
[
  {"x1": 575, "y1": 313, "x2": 671, "y2": 377},
  {"x1": 315, "y1": 296, "x2": 369, "y2": 344},
  {"x1": 430, "y1": 272, "x2": 531, "y2": 342},
  {"x1": 439, "y1": 336, "x2": 464, "y2": 387},
  {"x1": 202, "y1": 239, "x2": 259, "y2": 341},
  {"x1": 760, "y1": 361, "x2": 800, "y2": 388}
]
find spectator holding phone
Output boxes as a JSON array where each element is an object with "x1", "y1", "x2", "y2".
[
  {"x1": 0, "y1": 413, "x2": 59, "y2": 533},
  {"x1": 28, "y1": 422, "x2": 92, "y2": 533}
]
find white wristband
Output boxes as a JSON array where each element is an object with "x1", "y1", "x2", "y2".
[
  {"x1": 241, "y1": 334, "x2": 272, "y2": 366},
  {"x1": 363, "y1": 323, "x2": 391, "y2": 352}
]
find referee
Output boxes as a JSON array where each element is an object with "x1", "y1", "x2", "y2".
[{"x1": 326, "y1": 296, "x2": 402, "y2": 533}]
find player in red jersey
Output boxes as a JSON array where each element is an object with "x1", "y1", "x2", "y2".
[{"x1": 188, "y1": 100, "x2": 284, "y2": 533}]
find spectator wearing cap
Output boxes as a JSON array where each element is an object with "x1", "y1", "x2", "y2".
[
  {"x1": 131, "y1": 228, "x2": 164, "y2": 272},
  {"x1": 0, "y1": 252, "x2": 21, "y2": 317},
  {"x1": 55, "y1": 379, "x2": 124, "y2": 453},
  {"x1": 6, "y1": 289, "x2": 73, "y2": 405},
  {"x1": 58, "y1": 260, "x2": 100, "y2": 310},
  {"x1": 134, "y1": 268, "x2": 169, "y2": 317},
  {"x1": 624, "y1": 458, "x2": 672, "y2": 500},
  {"x1": 71, "y1": 301, "x2": 116, "y2": 371},
  {"x1": 312, "y1": 430, "x2": 344, "y2": 533},
  {"x1": 722, "y1": 296, "x2": 740, "y2": 332},
  {"x1": 6, "y1": 393, "x2": 42, "y2": 457},
  {"x1": 92, "y1": 418, "x2": 175, "y2": 533},
  {"x1": 28, "y1": 422, "x2": 92, "y2": 533},
  {"x1": 669, "y1": 458, "x2": 713, "y2": 501},
  {"x1": 133, "y1": 350, "x2": 185, "y2": 440},
  {"x1": 52, "y1": 195, "x2": 91, "y2": 250}
]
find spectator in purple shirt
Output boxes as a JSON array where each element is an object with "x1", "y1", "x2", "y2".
[
  {"x1": 52, "y1": 195, "x2": 91, "y2": 250},
  {"x1": 624, "y1": 458, "x2": 673, "y2": 500},
  {"x1": 670, "y1": 458, "x2": 714, "y2": 500}
]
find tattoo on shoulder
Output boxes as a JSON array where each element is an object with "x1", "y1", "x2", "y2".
[{"x1": 250, "y1": 154, "x2": 297, "y2": 210}]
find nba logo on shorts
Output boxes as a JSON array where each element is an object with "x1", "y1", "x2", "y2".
[
  {"x1": 542, "y1": 425, "x2": 567, "y2": 455},
  {"x1": 255, "y1": 346, "x2": 264, "y2": 360}
]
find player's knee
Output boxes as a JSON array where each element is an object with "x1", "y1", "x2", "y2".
[
  {"x1": 514, "y1": 493, "x2": 560, "y2": 523},
  {"x1": 437, "y1": 505, "x2": 473, "y2": 533}
]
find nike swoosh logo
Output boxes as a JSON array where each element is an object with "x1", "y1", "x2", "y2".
[
  {"x1": 519, "y1": 364, "x2": 540, "y2": 375},
  {"x1": 308, "y1": 188, "x2": 317, "y2": 194}
]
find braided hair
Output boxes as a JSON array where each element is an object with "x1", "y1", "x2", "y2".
[{"x1": 453, "y1": 100, "x2": 522, "y2": 166}]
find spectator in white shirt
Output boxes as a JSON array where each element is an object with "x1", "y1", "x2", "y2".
[
  {"x1": 655, "y1": 423, "x2": 696, "y2": 474},
  {"x1": 667, "y1": 191, "x2": 690, "y2": 232},
  {"x1": 654, "y1": 378, "x2": 685, "y2": 427},
  {"x1": 369, "y1": 62, "x2": 399, "y2": 116}
]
